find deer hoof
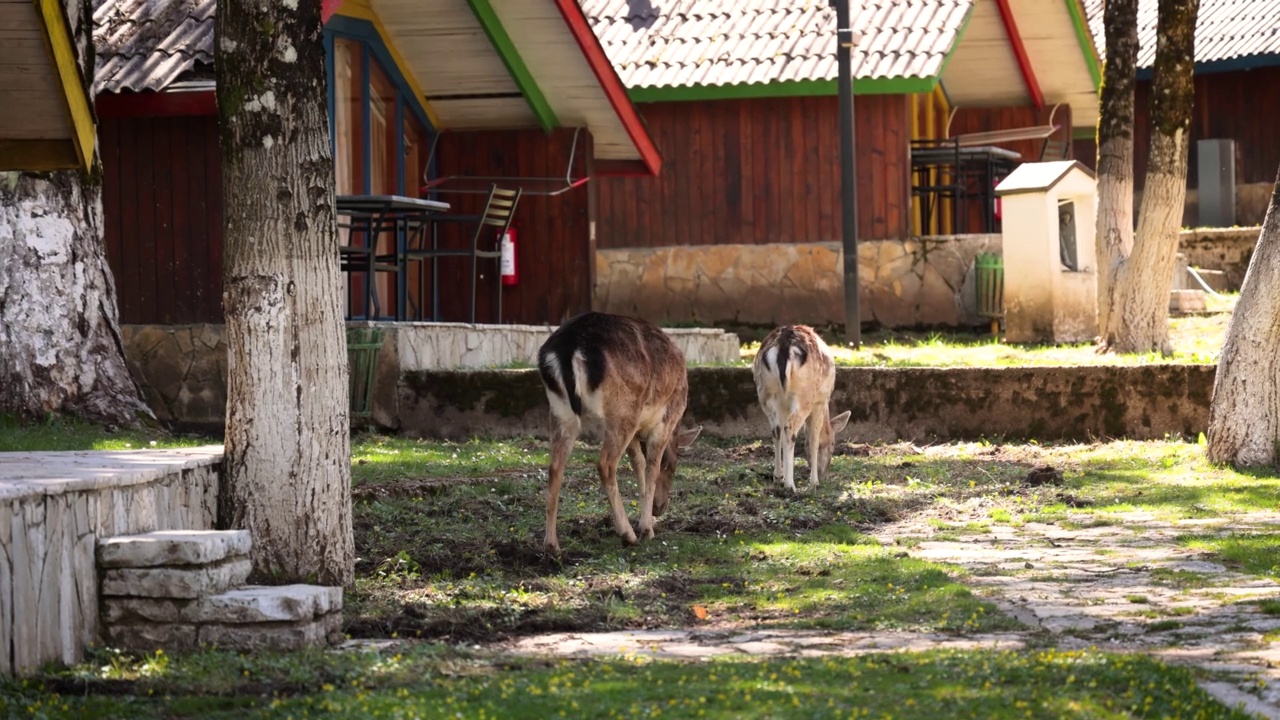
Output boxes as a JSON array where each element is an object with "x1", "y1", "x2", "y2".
[
  {"x1": 621, "y1": 531, "x2": 639, "y2": 546},
  {"x1": 638, "y1": 524, "x2": 655, "y2": 541},
  {"x1": 542, "y1": 538, "x2": 561, "y2": 555}
]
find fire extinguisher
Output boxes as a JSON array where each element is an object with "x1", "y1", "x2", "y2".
[
  {"x1": 993, "y1": 178, "x2": 1003, "y2": 221},
  {"x1": 500, "y1": 226, "x2": 518, "y2": 286}
]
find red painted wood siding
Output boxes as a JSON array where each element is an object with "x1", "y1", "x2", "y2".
[
  {"x1": 596, "y1": 94, "x2": 911, "y2": 248},
  {"x1": 1071, "y1": 67, "x2": 1280, "y2": 190},
  {"x1": 425, "y1": 127, "x2": 593, "y2": 325},
  {"x1": 946, "y1": 104, "x2": 1074, "y2": 234},
  {"x1": 101, "y1": 114, "x2": 224, "y2": 324}
]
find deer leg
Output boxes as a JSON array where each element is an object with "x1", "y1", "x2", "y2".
[
  {"x1": 598, "y1": 430, "x2": 639, "y2": 545},
  {"x1": 780, "y1": 417, "x2": 799, "y2": 494},
  {"x1": 626, "y1": 439, "x2": 647, "y2": 500},
  {"x1": 636, "y1": 434, "x2": 667, "y2": 540},
  {"x1": 805, "y1": 406, "x2": 826, "y2": 489},
  {"x1": 543, "y1": 418, "x2": 580, "y2": 554}
]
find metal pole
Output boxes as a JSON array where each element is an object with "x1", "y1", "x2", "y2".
[{"x1": 832, "y1": 0, "x2": 860, "y2": 347}]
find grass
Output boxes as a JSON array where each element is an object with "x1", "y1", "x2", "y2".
[
  {"x1": 0, "y1": 415, "x2": 212, "y2": 452},
  {"x1": 1, "y1": 644, "x2": 1256, "y2": 719},
  {"x1": 735, "y1": 308, "x2": 1234, "y2": 368}
]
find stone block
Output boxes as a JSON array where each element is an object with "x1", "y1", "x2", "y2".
[
  {"x1": 101, "y1": 558, "x2": 252, "y2": 599},
  {"x1": 105, "y1": 622, "x2": 198, "y2": 653},
  {"x1": 103, "y1": 597, "x2": 196, "y2": 624},
  {"x1": 98, "y1": 530, "x2": 251, "y2": 569},
  {"x1": 197, "y1": 613, "x2": 342, "y2": 652},
  {"x1": 197, "y1": 585, "x2": 343, "y2": 624},
  {"x1": 1170, "y1": 289, "x2": 1207, "y2": 314}
]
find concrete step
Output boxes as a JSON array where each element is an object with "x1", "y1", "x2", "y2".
[
  {"x1": 98, "y1": 530, "x2": 251, "y2": 568},
  {"x1": 101, "y1": 557, "x2": 253, "y2": 599},
  {"x1": 104, "y1": 584, "x2": 344, "y2": 653}
]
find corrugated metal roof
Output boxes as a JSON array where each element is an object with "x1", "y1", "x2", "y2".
[
  {"x1": 1084, "y1": 0, "x2": 1280, "y2": 69},
  {"x1": 93, "y1": 0, "x2": 214, "y2": 94},
  {"x1": 580, "y1": 0, "x2": 973, "y2": 90}
]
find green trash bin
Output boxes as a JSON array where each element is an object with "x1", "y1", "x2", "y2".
[
  {"x1": 346, "y1": 327, "x2": 384, "y2": 421},
  {"x1": 975, "y1": 252, "x2": 1004, "y2": 337}
]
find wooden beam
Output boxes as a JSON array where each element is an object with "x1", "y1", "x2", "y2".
[
  {"x1": 994, "y1": 0, "x2": 1045, "y2": 110},
  {"x1": 466, "y1": 0, "x2": 559, "y2": 132},
  {"x1": 0, "y1": 138, "x2": 79, "y2": 171},
  {"x1": 34, "y1": 0, "x2": 94, "y2": 170}
]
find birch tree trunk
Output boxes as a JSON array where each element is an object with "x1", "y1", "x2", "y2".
[
  {"x1": 1101, "y1": 0, "x2": 1199, "y2": 354},
  {"x1": 1207, "y1": 170, "x2": 1280, "y2": 467},
  {"x1": 0, "y1": 0, "x2": 151, "y2": 428},
  {"x1": 215, "y1": 0, "x2": 354, "y2": 586},
  {"x1": 1094, "y1": 0, "x2": 1139, "y2": 335}
]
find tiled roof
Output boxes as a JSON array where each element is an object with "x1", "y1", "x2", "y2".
[
  {"x1": 580, "y1": 0, "x2": 973, "y2": 90},
  {"x1": 93, "y1": 0, "x2": 214, "y2": 94},
  {"x1": 1084, "y1": 0, "x2": 1280, "y2": 69}
]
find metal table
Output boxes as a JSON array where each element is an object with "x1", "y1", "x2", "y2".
[
  {"x1": 911, "y1": 143, "x2": 1022, "y2": 234},
  {"x1": 336, "y1": 194, "x2": 450, "y2": 321}
]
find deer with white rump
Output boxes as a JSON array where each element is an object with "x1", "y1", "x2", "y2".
[
  {"x1": 537, "y1": 312, "x2": 703, "y2": 554},
  {"x1": 753, "y1": 325, "x2": 851, "y2": 493}
]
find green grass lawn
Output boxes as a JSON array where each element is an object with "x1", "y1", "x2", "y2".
[{"x1": 1, "y1": 643, "x2": 1256, "y2": 719}]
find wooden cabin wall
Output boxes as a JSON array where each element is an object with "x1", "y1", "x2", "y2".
[
  {"x1": 427, "y1": 127, "x2": 592, "y2": 325},
  {"x1": 946, "y1": 104, "x2": 1074, "y2": 234},
  {"x1": 596, "y1": 94, "x2": 911, "y2": 249},
  {"x1": 1072, "y1": 67, "x2": 1280, "y2": 190},
  {"x1": 100, "y1": 113, "x2": 225, "y2": 324}
]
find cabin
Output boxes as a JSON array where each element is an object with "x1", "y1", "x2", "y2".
[
  {"x1": 92, "y1": 0, "x2": 659, "y2": 326},
  {"x1": 1074, "y1": 0, "x2": 1280, "y2": 227},
  {"x1": 0, "y1": 0, "x2": 95, "y2": 171},
  {"x1": 585, "y1": 0, "x2": 1103, "y2": 328}
]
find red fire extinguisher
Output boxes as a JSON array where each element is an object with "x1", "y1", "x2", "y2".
[{"x1": 500, "y1": 226, "x2": 518, "y2": 286}]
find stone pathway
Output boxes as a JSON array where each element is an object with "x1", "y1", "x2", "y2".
[{"x1": 483, "y1": 510, "x2": 1280, "y2": 719}]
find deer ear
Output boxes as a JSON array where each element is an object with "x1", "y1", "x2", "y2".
[
  {"x1": 676, "y1": 425, "x2": 703, "y2": 451},
  {"x1": 830, "y1": 411, "x2": 851, "y2": 435}
]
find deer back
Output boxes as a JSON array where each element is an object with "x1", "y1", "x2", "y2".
[
  {"x1": 752, "y1": 325, "x2": 836, "y2": 416},
  {"x1": 538, "y1": 312, "x2": 688, "y2": 429}
]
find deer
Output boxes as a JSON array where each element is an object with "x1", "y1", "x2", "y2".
[
  {"x1": 752, "y1": 325, "x2": 851, "y2": 493},
  {"x1": 536, "y1": 312, "x2": 703, "y2": 554}
]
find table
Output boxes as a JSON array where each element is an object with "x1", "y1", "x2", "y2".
[
  {"x1": 910, "y1": 144, "x2": 1022, "y2": 235},
  {"x1": 336, "y1": 194, "x2": 450, "y2": 321}
]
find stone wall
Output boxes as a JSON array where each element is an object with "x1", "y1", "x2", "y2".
[
  {"x1": 1178, "y1": 226, "x2": 1262, "y2": 289},
  {"x1": 121, "y1": 322, "x2": 741, "y2": 428},
  {"x1": 397, "y1": 364, "x2": 1213, "y2": 444},
  {"x1": 594, "y1": 237, "x2": 1002, "y2": 329},
  {"x1": 0, "y1": 447, "x2": 223, "y2": 675}
]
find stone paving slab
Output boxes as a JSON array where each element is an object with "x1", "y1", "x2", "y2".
[
  {"x1": 98, "y1": 530, "x2": 251, "y2": 568},
  {"x1": 101, "y1": 558, "x2": 252, "y2": 599}
]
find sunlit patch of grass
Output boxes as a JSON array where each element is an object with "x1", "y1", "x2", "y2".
[
  {"x1": 0, "y1": 414, "x2": 213, "y2": 452},
  {"x1": 988, "y1": 508, "x2": 1013, "y2": 524},
  {"x1": 1179, "y1": 532, "x2": 1280, "y2": 578},
  {"x1": 1126, "y1": 595, "x2": 1149, "y2": 604},
  {"x1": 5, "y1": 646, "x2": 1253, "y2": 720},
  {"x1": 737, "y1": 313, "x2": 1229, "y2": 369}
]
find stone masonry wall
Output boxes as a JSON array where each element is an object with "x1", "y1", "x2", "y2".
[
  {"x1": 398, "y1": 364, "x2": 1213, "y2": 444},
  {"x1": 594, "y1": 237, "x2": 1002, "y2": 329},
  {"x1": 0, "y1": 447, "x2": 223, "y2": 675},
  {"x1": 121, "y1": 323, "x2": 741, "y2": 429},
  {"x1": 1178, "y1": 226, "x2": 1262, "y2": 289}
]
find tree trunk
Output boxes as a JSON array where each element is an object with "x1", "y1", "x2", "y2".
[
  {"x1": 1101, "y1": 0, "x2": 1199, "y2": 354},
  {"x1": 215, "y1": 0, "x2": 354, "y2": 586},
  {"x1": 1094, "y1": 0, "x2": 1139, "y2": 335},
  {"x1": 1207, "y1": 170, "x2": 1280, "y2": 467},
  {"x1": 0, "y1": 0, "x2": 152, "y2": 428},
  {"x1": 0, "y1": 173, "x2": 153, "y2": 426}
]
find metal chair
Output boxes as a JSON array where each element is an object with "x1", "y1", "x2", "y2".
[
  {"x1": 338, "y1": 213, "x2": 403, "y2": 320},
  {"x1": 404, "y1": 184, "x2": 522, "y2": 323}
]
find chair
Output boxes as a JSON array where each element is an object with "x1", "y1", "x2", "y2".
[
  {"x1": 338, "y1": 213, "x2": 403, "y2": 320},
  {"x1": 404, "y1": 184, "x2": 522, "y2": 324}
]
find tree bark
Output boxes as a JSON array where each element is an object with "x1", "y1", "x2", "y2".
[
  {"x1": 1094, "y1": 0, "x2": 1139, "y2": 335},
  {"x1": 1101, "y1": 0, "x2": 1199, "y2": 354},
  {"x1": 0, "y1": 0, "x2": 152, "y2": 427},
  {"x1": 215, "y1": 0, "x2": 354, "y2": 586},
  {"x1": 0, "y1": 173, "x2": 153, "y2": 426},
  {"x1": 1207, "y1": 169, "x2": 1280, "y2": 467}
]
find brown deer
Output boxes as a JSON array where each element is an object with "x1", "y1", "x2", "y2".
[
  {"x1": 537, "y1": 312, "x2": 703, "y2": 554},
  {"x1": 752, "y1": 325, "x2": 851, "y2": 493}
]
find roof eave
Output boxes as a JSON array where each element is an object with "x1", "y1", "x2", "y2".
[
  {"x1": 626, "y1": 75, "x2": 941, "y2": 103},
  {"x1": 552, "y1": 0, "x2": 661, "y2": 176}
]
